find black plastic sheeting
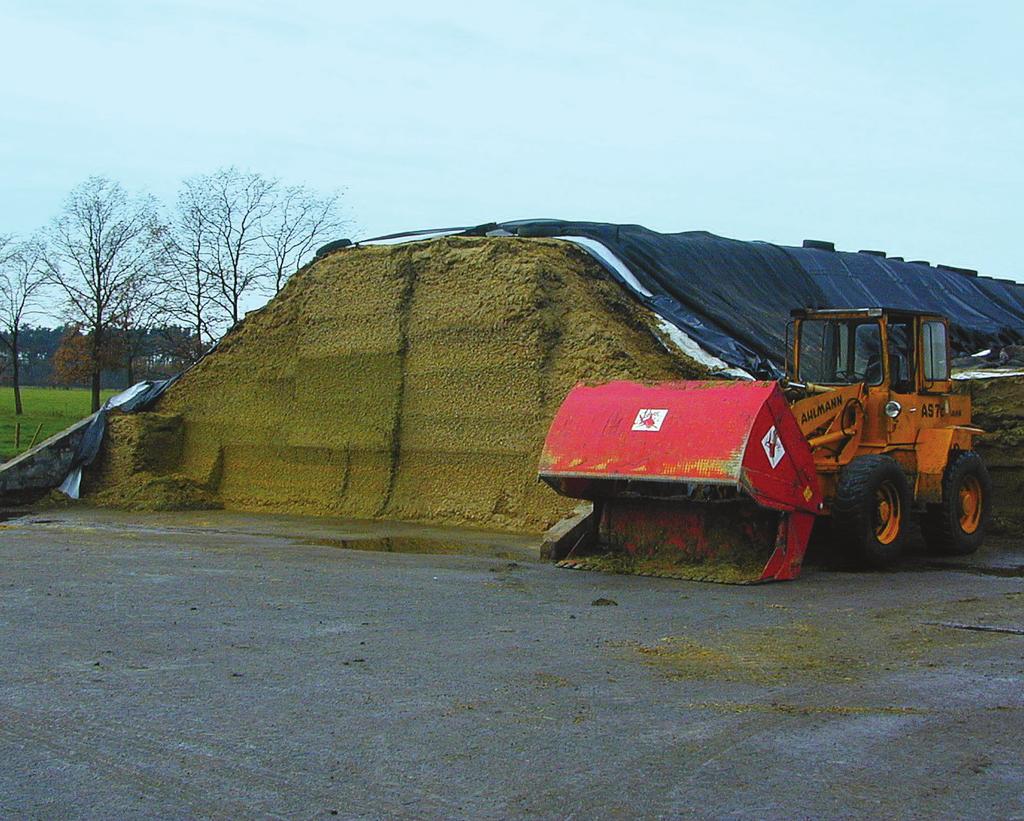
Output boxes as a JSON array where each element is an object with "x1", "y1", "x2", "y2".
[
  {"x1": 71, "y1": 378, "x2": 179, "y2": 479},
  {"x1": 437, "y1": 220, "x2": 1024, "y2": 377}
]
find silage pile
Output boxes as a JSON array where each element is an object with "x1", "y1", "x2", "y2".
[
  {"x1": 84, "y1": 237, "x2": 707, "y2": 531},
  {"x1": 960, "y1": 376, "x2": 1024, "y2": 531}
]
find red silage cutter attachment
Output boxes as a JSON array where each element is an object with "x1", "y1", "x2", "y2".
[{"x1": 538, "y1": 380, "x2": 823, "y2": 583}]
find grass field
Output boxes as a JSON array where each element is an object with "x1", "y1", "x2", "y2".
[{"x1": 0, "y1": 386, "x2": 118, "y2": 462}]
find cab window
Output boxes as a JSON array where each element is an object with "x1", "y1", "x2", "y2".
[
  {"x1": 798, "y1": 319, "x2": 883, "y2": 385},
  {"x1": 922, "y1": 321, "x2": 949, "y2": 382},
  {"x1": 888, "y1": 320, "x2": 914, "y2": 391}
]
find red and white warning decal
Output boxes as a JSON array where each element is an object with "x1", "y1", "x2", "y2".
[
  {"x1": 631, "y1": 408, "x2": 668, "y2": 432},
  {"x1": 761, "y1": 425, "x2": 785, "y2": 468}
]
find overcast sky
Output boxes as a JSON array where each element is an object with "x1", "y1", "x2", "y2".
[{"x1": 2, "y1": 0, "x2": 1022, "y2": 280}]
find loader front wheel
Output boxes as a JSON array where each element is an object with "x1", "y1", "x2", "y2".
[
  {"x1": 833, "y1": 455, "x2": 911, "y2": 568},
  {"x1": 919, "y1": 450, "x2": 991, "y2": 556}
]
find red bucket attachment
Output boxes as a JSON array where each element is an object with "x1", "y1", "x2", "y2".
[{"x1": 539, "y1": 381, "x2": 822, "y2": 582}]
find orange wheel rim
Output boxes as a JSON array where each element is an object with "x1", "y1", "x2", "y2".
[
  {"x1": 959, "y1": 476, "x2": 982, "y2": 534},
  {"x1": 875, "y1": 482, "x2": 901, "y2": 544}
]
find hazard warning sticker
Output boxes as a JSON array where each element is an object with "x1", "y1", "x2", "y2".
[
  {"x1": 631, "y1": 408, "x2": 668, "y2": 432},
  {"x1": 761, "y1": 425, "x2": 785, "y2": 468}
]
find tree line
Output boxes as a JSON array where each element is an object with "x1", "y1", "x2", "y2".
[
  {"x1": 0, "y1": 170, "x2": 347, "y2": 413},
  {"x1": 9, "y1": 324, "x2": 198, "y2": 388}
]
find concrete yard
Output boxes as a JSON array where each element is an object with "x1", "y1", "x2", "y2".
[{"x1": 2, "y1": 508, "x2": 1023, "y2": 819}]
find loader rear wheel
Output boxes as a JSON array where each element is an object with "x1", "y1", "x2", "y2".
[
  {"x1": 833, "y1": 455, "x2": 911, "y2": 568},
  {"x1": 919, "y1": 450, "x2": 991, "y2": 556}
]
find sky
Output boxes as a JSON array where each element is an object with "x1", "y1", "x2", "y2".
[{"x1": 2, "y1": 0, "x2": 1023, "y2": 280}]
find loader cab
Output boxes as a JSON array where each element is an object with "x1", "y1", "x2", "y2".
[{"x1": 790, "y1": 308, "x2": 951, "y2": 393}]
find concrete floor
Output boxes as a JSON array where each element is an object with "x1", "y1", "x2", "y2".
[{"x1": 2, "y1": 508, "x2": 1023, "y2": 820}]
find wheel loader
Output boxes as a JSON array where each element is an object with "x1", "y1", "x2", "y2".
[{"x1": 538, "y1": 308, "x2": 991, "y2": 583}]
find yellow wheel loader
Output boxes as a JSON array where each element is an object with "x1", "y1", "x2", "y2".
[{"x1": 538, "y1": 308, "x2": 991, "y2": 582}]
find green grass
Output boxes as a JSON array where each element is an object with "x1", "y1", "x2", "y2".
[{"x1": 0, "y1": 386, "x2": 118, "y2": 462}]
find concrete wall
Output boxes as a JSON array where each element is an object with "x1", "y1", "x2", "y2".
[{"x1": 0, "y1": 415, "x2": 93, "y2": 502}]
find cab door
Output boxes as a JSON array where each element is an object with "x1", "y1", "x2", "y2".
[
  {"x1": 886, "y1": 315, "x2": 919, "y2": 445},
  {"x1": 917, "y1": 318, "x2": 969, "y2": 426}
]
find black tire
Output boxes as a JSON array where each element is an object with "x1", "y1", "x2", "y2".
[
  {"x1": 314, "y1": 238, "x2": 352, "y2": 258},
  {"x1": 919, "y1": 450, "x2": 991, "y2": 556},
  {"x1": 832, "y1": 455, "x2": 911, "y2": 568}
]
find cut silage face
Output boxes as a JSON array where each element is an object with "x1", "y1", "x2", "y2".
[{"x1": 962, "y1": 375, "x2": 1024, "y2": 534}]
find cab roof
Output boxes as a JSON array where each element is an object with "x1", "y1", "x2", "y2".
[{"x1": 790, "y1": 307, "x2": 946, "y2": 320}]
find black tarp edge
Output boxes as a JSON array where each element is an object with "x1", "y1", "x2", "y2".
[{"x1": 320, "y1": 219, "x2": 1024, "y2": 376}]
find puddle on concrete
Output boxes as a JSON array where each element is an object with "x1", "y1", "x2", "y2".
[
  {"x1": 925, "y1": 562, "x2": 1024, "y2": 578},
  {"x1": 924, "y1": 621, "x2": 1024, "y2": 636},
  {"x1": 0, "y1": 507, "x2": 55, "y2": 524},
  {"x1": 299, "y1": 536, "x2": 528, "y2": 561}
]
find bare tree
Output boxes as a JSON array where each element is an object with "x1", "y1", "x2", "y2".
[
  {"x1": 261, "y1": 185, "x2": 346, "y2": 293},
  {"x1": 0, "y1": 237, "x2": 13, "y2": 378},
  {"x1": 43, "y1": 176, "x2": 163, "y2": 412},
  {"x1": 162, "y1": 169, "x2": 349, "y2": 342},
  {"x1": 0, "y1": 236, "x2": 48, "y2": 415},
  {"x1": 115, "y1": 273, "x2": 165, "y2": 385},
  {"x1": 199, "y1": 168, "x2": 277, "y2": 327},
  {"x1": 160, "y1": 179, "x2": 219, "y2": 350}
]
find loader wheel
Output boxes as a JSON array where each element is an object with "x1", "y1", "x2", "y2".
[
  {"x1": 919, "y1": 451, "x2": 991, "y2": 556},
  {"x1": 833, "y1": 455, "x2": 911, "y2": 568}
]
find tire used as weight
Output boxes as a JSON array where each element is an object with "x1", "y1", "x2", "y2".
[
  {"x1": 832, "y1": 455, "x2": 912, "y2": 568},
  {"x1": 919, "y1": 450, "x2": 991, "y2": 556}
]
